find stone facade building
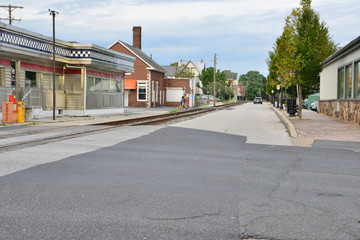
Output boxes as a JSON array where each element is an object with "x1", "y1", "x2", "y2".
[{"x1": 319, "y1": 36, "x2": 360, "y2": 125}]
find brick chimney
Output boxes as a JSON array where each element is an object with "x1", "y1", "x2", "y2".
[{"x1": 133, "y1": 26, "x2": 141, "y2": 50}]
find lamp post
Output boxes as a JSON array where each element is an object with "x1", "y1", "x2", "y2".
[
  {"x1": 271, "y1": 90, "x2": 274, "y2": 106},
  {"x1": 276, "y1": 84, "x2": 280, "y2": 108},
  {"x1": 49, "y1": 9, "x2": 58, "y2": 120}
]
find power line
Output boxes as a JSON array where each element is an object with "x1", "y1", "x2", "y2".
[{"x1": 0, "y1": 5, "x2": 23, "y2": 25}]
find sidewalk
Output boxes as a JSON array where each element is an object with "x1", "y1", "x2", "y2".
[
  {"x1": 270, "y1": 103, "x2": 360, "y2": 147},
  {"x1": 0, "y1": 107, "x2": 177, "y2": 127}
]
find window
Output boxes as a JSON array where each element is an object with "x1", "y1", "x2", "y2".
[
  {"x1": 11, "y1": 61, "x2": 16, "y2": 87},
  {"x1": 137, "y1": 81, "x2": 147, "y2": 101},
  {"x1": 94, "y1": 78, "x2": 102, "y2": 91},
  {"x1": 25, "y1": 71, "x2": 37, "y2": 88},
  {"x1": 346, "y1": 64, "x2": 352, "y2": 98},
  {"x1": 87, "y1": 77, "x2": 95, "y2": 91},
  {"x1": 356, "y1": 62, "x2": 360, "y2": 98},
  {"x1": 338, "y1": 68, "x2": 345, "y2": 99},
  {"x1": 102, "y1": 79, "x2": 117, "y2": 92},
  {"x1": 87, "y1": 77, "x2": 102, "y2": 91},
  {"x1": 87, "y1": 77, "x2": 120, "y2": 92}
]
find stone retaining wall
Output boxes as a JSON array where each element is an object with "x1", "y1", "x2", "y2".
[{"x1": 319, "y1": 100, "x2": 360, "y2": 125}]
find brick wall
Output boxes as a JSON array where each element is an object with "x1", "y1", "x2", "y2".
[
  {"x1": 150, "y1": 71, "x2": 165, "y2": 107},
  {"x1": 165, "y1": 78, "x2": 190, "y2": 107},
  {"x1": 110, "y1": 42, "x2": 167, "y2": 108},
  {"x1": 319, "y1": 100, "x2": 360, "y2": 125}
]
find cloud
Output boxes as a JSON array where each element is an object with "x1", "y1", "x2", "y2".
[{"x1": 5, "y1": 0, "x2": 360, "y2": 76}]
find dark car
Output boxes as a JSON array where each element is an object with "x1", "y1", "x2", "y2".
[{"x1": 253, "y1": 97, "x2": 263, "y2": 104}]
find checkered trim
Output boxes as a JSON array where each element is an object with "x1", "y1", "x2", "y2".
[
  {"x1": 71, "y1": 50, "x2": 91, "y2": 58},
  {"x1": 0, "y1": 30, "x2": 133, "y2": 68},
  {"x1": 0, "y1": 30, "x2": 72, "y2": 57}
]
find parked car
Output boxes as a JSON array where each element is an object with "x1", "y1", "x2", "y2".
[
  {"x1": 302, "y1": 98, "x2": 308, "y2": 109},
  {"x1": 310, "y1": 100, "x2": 318, "y2": 112},
  {"x1": 201, "y1": 94, "x2": 220, "y2": 102},
  {"x1": 253, "y1": 97, "x2": 263, "y2": 104}
]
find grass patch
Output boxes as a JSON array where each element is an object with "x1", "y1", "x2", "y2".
[{"x1": 167, "y1": 108, "x2": 182, "y2": 114}]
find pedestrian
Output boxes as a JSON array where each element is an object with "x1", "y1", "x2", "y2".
[{"x1": 181, "y1": 94, "x2": 186, "y2": 109}]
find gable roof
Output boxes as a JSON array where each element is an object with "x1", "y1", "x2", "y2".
[
  {"x1": 162, "y1": 65, "x2": 177, "y2": 78},
  {"x1": 109, "y1": 40, "x2": 166, "y2": 73},
  {"x1": 177, "y1": 60, "x2": 206, "y2": 76}
]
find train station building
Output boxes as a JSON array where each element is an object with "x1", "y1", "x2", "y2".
[{"x1": 0, "y1": 22, "x2": 135, "y2": 120}]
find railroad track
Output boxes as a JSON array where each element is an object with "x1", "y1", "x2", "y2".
[{"x1": 0, "y1": 102, "x2": 243, "y2": 152}]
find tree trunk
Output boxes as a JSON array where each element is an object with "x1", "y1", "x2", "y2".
[{"x1": 297, "y1": 84, "x2": 302, "y2": 119}]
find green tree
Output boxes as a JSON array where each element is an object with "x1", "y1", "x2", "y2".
[
  {"x1": 267, "y1": 0, "x2": 337, "y2": 118},
  {"x1": 198, "y1": 67, "x2": 233, "y2": 101},
  {"x1": 239, "y1": 71, "x2": 266, "y2": 100}
]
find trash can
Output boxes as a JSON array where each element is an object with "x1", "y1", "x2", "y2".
[
  {"x1": 287, "y1": 98, "x2": 298, "y2": 117},
  {"x1": 17, "y1": 102, "x2": 25, "y2": 123}
]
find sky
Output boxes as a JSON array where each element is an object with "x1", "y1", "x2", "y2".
[{"x1": 1, "y1": 0, "x2": 360, "y2": 77}]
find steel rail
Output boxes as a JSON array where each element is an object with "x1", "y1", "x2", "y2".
[{"x1": 0, "y1": 102, "x2": 243, "y2": 152}]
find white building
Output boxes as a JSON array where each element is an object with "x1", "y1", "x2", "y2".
[{"x1": 319, "y1": 36, "x2": 360, "y2": 125}]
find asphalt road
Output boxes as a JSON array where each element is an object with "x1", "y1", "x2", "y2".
[
  {"x1": 0, "y1": 104, "x2": 359, "y2": 240},
  {"x1": 173, "y1": 102, "x2": 291, "y2": 145}
]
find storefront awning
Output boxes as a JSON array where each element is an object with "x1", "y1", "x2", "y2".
[{"x1": 124, "y1": 79, "x2": 137, "y2": 89}]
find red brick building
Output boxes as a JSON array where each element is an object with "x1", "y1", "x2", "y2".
[
  {"x1": 164, "y1": 78, "x2": 190, "y2": 107},
  {"x1": 109, "y1": 26, "x2": 166, "y2": 107}
]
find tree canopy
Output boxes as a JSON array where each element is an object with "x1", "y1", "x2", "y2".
[
  {"x1": 239, "y1": 71, "x2": 266, "y2": 100},
  {"x1": 198, "y1": 67, "x2": 233, "y2": 101},
  {"x1": 266, "y1": 0, "x2": 337, "y2": 117}
]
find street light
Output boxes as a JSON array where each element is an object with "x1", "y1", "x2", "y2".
[
  {"x1": 271, "y1": 90, "x2": 274, "y2": 106},
  {"x1": 276, "y1": 84, "x2": 280, "y2": 108},
  {"x1": 49, "y1": 9, "x2": 58, "y2": 120}
]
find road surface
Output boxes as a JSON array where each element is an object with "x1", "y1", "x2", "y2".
[{"x1": 0, "y1": 103, "x2": 359, "y2": 240}]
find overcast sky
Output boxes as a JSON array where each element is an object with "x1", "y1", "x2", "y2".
[{"x1": 2, "y1": 0, "x2": 360, "y2": 77}]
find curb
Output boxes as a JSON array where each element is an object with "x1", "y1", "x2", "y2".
[{"x1": 269, "y1": 103, "x2": 298, "y2": 138}]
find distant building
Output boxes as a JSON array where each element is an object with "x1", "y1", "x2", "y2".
[
  {"x1": 176, "y1": 59, "x2": 206, "y2": 95},
  {"x1": 162, "y1": 60, "x2": 206, "y2": 107},
  {"x1": 0, "y1": 22, "x2": 134, "y2": 120},
  {"x1": 109, "y1": 26, "x2": 166, "y2": 108},
  {"x1": 223, "y1": 70, "x2": 240, "y2": 100},
  {"x1": 162, "y1": 66, "x2": 177, "y2": 78},
  {"x1": 320, "y1": 36, "x2": 360, "y2": 125}
]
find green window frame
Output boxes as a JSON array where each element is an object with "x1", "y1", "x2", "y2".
[
  {"x1": 356, "y1": 62, "x2": 360, "y2": 99},
  {"x1": 338, "y1": 68, "x2": 345, "y2": 99},
  {"x1": 346, "y1": 64, "x2": 353, "y2": 99}
]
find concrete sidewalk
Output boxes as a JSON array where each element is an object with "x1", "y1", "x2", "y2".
[{"x1": 270, "y1": 103, "x2": 360, "y2": 148}]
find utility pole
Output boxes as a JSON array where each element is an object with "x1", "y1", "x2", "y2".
[
  {"x1": 0, "y1": 5, "x2": 23, "y2": 25},
  {"x1": 49, "y1": 9, "x2": 58, "y2": 120},
  {"x1": 213, "y1": 54, "x2": 217, "y2": 107}
]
